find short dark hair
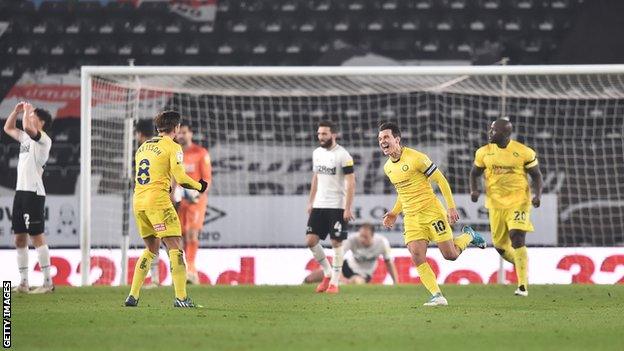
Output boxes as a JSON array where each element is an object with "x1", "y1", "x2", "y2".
[
  {"x1": 180, "y1": 121, "x2": 192, "y2": 131},
  {"x1": 318, "y1": 120, "x2": 337, "y2": 133},
  {"x1": 154, "y1": 110, "x2": 181, "y2": 133},
  {"x1": 378, "y1": 121, "x2": 401, "y2": 137},
  {"x1": 34, "y1": 108, "x2": 52, "y2": 132},
  {"x1": 359, "y1": 223, "x2": 375, "y2": 236},
  {"x1": 135, "y1": 119, "x2": 154, "y2": 138}
]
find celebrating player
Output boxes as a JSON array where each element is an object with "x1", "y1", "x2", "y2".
[
  {"x1": 125, "y1": 111, "x2": 208, "y2": 308},
  {"x1": 378, "y1": 122, "x2": 486, "y2": 306},
  {"x1": 175, "y1": 122, "x2": 212, "y2": 285},
  {"x1": 469, "y1": 118, "x2": 543, "y2": 297},
  {"x1": 4, "y1": 102, "x2": 53, "y2": 294},
  {"x1": 304, "y1": 223, "x2": 398, "y2": 285},
  {"x1": 306, "y1": 120, "x2": 355, "y2": 294},
  {"x1": 134, "y1": 119, "x2": 161, "y2": 289}
]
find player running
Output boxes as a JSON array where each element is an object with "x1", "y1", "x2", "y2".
[
  {"x1": 378, "y1": 122, "x2": 486, "y2": 306},
  {"x1": 175, "y1": 122, "x2": 212, "y2": 285},
  {"x1": 125, "y1": 111, "x2": 208, "y2": 308},
  {"x1": 4, "y1": 102, "x2": 53, "y2": 294},
  {"x1": 306, "y1": 120, "x2": 355, "y2": 294},
  {"x1": 469, "y1": 118, "x2": 543, "y2": 297}
]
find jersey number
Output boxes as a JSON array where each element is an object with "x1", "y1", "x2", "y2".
[
  {"x1": 431, "y1": 220, "x2": 446, "y2": 234},
  {"x1": 137, "y1": 159, "x2": 151, "y2": 185},
  {"x1": 514, "y1": 211, "x2": 527, "y2": 221}
]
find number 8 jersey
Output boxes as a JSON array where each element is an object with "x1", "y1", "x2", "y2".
[{"x1": 133, "y1": 135, "x2": 201, "y2": 210}]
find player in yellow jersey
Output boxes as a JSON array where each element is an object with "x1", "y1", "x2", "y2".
[
  {"x1": 124, "y1": 111, "x2": 208, "y2": 308},
  {"x1": 470, "y1": 118, "x2": 543, "y2": 297},
  {"x1": 378, "y1": 122, "x2": 486, "y2": 307},
  {"x1": 134, "y1": 119, "x2": 161, "y2": 289}
]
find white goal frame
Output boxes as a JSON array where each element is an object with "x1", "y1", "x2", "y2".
[{"x1": 80, "y1": 64, "x2": 624, "y2": 286}]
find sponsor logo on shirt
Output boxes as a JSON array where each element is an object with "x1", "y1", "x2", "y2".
[
  {"x1": 315, "y1": 165, "x2": 337, "y2": 175},
  {"x1": 492, "y1": 165, "x2": 516, "y2": 174},
  {"x1": 20, "y1": 144, "x2": 30, "y2": 153}
]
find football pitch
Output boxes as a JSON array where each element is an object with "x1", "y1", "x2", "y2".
[{"x1": 10, "y1": 284, "x2": 624, "y2": 351}]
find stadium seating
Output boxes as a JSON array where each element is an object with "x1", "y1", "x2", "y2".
[{"x1": 0, "y1": 0, "x2": 583, "y2": 80}]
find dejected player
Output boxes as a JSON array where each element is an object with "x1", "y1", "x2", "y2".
[
  {"x1": 125, "y1": 111, "x2": 208, "y2": 308},
  {"x1": 4, "y1": 102, "x2": 53, "y2": 294},
  {"x1": 304, "y1": 223, "x2": 399, "y2": 285},
  {"x1": 175, "y1": 122, "x2": 212, "y2": 285},
  {"x1": 378, "y1": 122, "x2": 486, "y2": 306},
  {"x1": 470, "y1": 118, "x2": 543, "y2": 297}
]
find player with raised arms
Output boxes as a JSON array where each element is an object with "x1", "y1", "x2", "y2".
[
  {"x1": 125, "y1": 111, "x2": 208, "y2": 308},
  {"x1": 470, "y1": 118, "x2": 543, "y2": 296},
  {"x1": 306, "y1": 120, "x2": 355, "y2": 294},
  {"x1": 4, "y1": 102, "x2": 53, "y2": 294},
  {"x1": 378, "y1": 122, "x2": 486, "y2": 306}
]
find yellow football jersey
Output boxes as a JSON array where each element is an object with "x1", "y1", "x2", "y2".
[
  {"x1": 383, "y1": 147, "x2": 441, "y2": 215},
  {"x1": 474, "y1": 140, "x2": 538, "y2": 209},
  {"x1": 133, "y1": 135, "x2": 201, "y2": 210}
]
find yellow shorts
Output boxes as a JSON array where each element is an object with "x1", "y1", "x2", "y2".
[
  {"x1": 134, "y1": 206, "x2": 182, "y2": 239},
  {"x1": 488, "y1": 204, "x2": 534, "y2": 248},
  {"x1": 403, "y1": 202, "x2": 453, "y2": 244}
]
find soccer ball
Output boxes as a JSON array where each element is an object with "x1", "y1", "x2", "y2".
[
  {"x1": 173, "y1": 186, "x2": 201, "y2": 204},
  {"x1": 182, "y1": 188, "x2": 201, "y2": 203}
]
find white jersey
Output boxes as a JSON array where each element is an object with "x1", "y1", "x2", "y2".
[
  {"x1": 16, "y1": 130, "x2": 51, "y2": 196},
  {"x1": 312, "y1": 144, "x2": 354, "y2": 209},
  {"x1": 343, "y1": 234, "x2": 392, "y2": 277}
]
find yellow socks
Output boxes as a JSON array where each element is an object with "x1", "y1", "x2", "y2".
[
  {"x1": 129, "y1": 250, "x2": 156, "y2": 298},
  {"x1": 496, "y1": 245, "x2": 516, "y2": 264},
  {"x1": 514, "y1": 246, "x2": 528, "y2": 288},
  {"x1": 416, "y1": 262, "x2": 441, "y2": 295},
  {"x1": 169, "y1": 249, "x2": 187, "y2": 300},
  {"x1": 453, "y1": 233, "x2": 472, "y2": 253}
]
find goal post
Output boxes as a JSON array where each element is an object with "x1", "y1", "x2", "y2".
[{"x1": 80, "y1": 64, "x2": 624, "y2": 287}]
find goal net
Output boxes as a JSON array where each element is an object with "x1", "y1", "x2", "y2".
[{"x1": 81, "y1": 65, "x2": 624, "y2": 286}]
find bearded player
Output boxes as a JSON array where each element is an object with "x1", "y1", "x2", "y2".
[
  {"x1": 175, "y1": 122, "x2": 212, "y2": 284},
  {"x1": 306, "y1": 120, "x2": 355, "y2": 294},
  {"x1": 125, "y1": 111, "x2": 208, "y2": 308},
  {"x1": 469, "y1": 118, "x2": 543, "y2": 297},
  {"x1": 378, "y1": 122, "x2": 486, "y2": 306}
]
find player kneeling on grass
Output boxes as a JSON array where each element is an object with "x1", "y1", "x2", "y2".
[
  {"x1": 304, "y1": 223, "x2": 399, "y2": 285},
  {"x1": 378, "y1": 122, "x2": 487, "y2": 307},
  {"x1": 125, "y1": 111, "x2": 208, "y2": 308}
]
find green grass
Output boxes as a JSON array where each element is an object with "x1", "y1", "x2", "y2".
[{"x1": 10, "y1": 285, "x2": 624, "y2": 351}]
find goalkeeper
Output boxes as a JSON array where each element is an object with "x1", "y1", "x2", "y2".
[
  {"x1": 175, "y1": 122, "x2": 212, "y2": 285},
  {"x1": 125, "y1": 111, "x2": 208, "y2": 308}
]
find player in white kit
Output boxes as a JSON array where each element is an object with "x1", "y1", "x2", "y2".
[
  {"x1": 3, "y1": 102, "x2": 54, "y2": 293},
  {"x1": 304, "y1": 223, "x2": 399, "y2": 285},
  {"x1": 305, "y1": 121, "x2": 356, "y2": 294}
]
